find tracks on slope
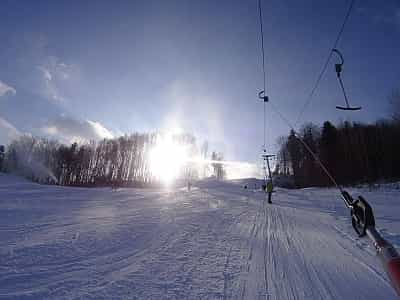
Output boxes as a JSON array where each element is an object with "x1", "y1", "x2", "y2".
[{"x1": 263, "y1": 196, "x2": 271, "y2": 300}]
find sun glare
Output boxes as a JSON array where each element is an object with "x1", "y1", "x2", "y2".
[{"x1": 149, "y1": 134, "x2": 188, "y2": 184}]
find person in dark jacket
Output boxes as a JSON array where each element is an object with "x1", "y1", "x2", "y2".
[{"x1": 267, "y1": 180, "x2": 273, "y2": 204}]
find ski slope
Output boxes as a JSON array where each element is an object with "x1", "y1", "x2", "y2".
[{"x1": 0, "y1": 174, "x2": 399, "y2": 299}]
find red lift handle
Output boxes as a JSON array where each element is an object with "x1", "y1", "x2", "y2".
[
  {"x1": 387, "y1": 258, "x2": 400, "y2": 296},
  {"x1": 371, "y1": 234, "x2": 400, "y2": 296},
  {"x1": 348, "y1": 193, "x2": 400, "y2": 297}
]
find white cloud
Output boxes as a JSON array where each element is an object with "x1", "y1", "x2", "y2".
[
  {"x1": 11, "y1": 34, "x2": 77, "y2": 104},
  {"x1": 362, "y1": 5, "x2": 400, "y2": 30},
  {"x1": 35, "y1": 56, "x2": 77, "y2": 103},
  {"x1": 37, "y1": 66, "x2": 52, "y2": 81},
  {"x1": 0, "y1": 81, "x2": 16, "y2": 97},
  {"x1": 0, "y1": 117, "x2": 20, "y2": 145},
  {"x1": 41, "y1": 116, "x2": 114, "y2": 144},
  {"x1": 36, "y1": 64, "x2": 63, "y2": 103}
]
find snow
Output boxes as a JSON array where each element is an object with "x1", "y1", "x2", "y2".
[{"x1": 0, "y1": 173, "x2": 399, "y2": 299}]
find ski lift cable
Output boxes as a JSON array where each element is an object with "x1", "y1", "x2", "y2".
[
  {"x1": 268, "y1": 101, "x2": 342, "y2": 192},
  {"x1": 258, "y1": 0, "x2": 273, "y2": 186},
  {"x1": 269, "y1": 100, "x2": 400, "y2": 297},
  {"x1": 295, "y1": 0, "x2": 356, "y2": 126},
  {"x1": 256, "y1": 0, "x2": 400, "y2": 294},
  {"x1": 258, "y1": 0, "x2": 266, "y2": 97},
  {"x1": 258, "y1": 0, "x2": 267, "y2": 149},
  {"x1": 257, "y1": 0, "x2": 356, "y2": 190}
]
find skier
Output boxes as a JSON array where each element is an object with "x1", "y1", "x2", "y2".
[{"x1": 267, "y1": 180, "x2": 273, "y2": 204}]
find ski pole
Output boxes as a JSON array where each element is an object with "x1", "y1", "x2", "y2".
[{"x1": 341, "y1": 191, "x2": 400, "y2": 296}]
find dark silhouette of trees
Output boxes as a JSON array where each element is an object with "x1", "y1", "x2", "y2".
[
  {"x1": 320, "y1": 121, "x2": 338, "y2": 185},
  {"x1": 0, "y1": 145, "x2": 4, "y2": 171},
  {"x1": 277, "y1": 119, "x2": 400, "y2": 187},
  {"x1": 286, "y1": 130, "x2": 302, "y2": 186},
  {"x1": 276, "y1": 136, "x2": 290, "y2": 176},
  {"x1": 389, "y1": 89, "x2": 400, "y2": 122},
  {"x1": 299, "y1": 123, "x2": 321, "y2": 186}
]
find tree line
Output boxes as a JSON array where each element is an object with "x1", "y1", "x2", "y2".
[
  {"x1": 275, "y1": 119, "x2": 400, "y2": 188},
  {"x1": 0, "y1": 132, "x2": 226, "y2": 186}
]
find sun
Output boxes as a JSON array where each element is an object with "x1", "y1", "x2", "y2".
[{"x1": 149, "y1": 133, "x2": 188, "y2": 184}]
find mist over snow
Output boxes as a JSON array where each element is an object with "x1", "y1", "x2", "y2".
[
  {"x1": 161, "y1": 80, "x2": 226, "y2": 149},
  {"x1": 0, "y1": 117, "x2": 21, "y2": 145},
  {"x1": 0, "y1": 80, "x2": 19, "y2": 145},
  {"x1": 223, "y1": 161, "x2": 263, "y2": 180}
]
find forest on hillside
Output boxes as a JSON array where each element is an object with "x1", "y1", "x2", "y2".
[
  {"x1": 0, "y1": 133, "x2": 226, "y2": 187},
  {"x1": 275, "y1": 120, "x2": 400, "y2": 187},
  {"x1": 275, "y1": 91, "x2": 400, "y2": 187}
]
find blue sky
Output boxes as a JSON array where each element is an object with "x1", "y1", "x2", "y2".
[{"x1": 0, "y1": 0, "x2": 399, "y2": 165}]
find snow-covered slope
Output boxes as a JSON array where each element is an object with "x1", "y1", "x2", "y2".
[{"x1": 0, "y1": 173, "x2": 399, "y2": 299}]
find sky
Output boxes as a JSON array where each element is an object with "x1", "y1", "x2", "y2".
[{"x1": 0, "y1": 0, "x2": 399, "y2": 171}]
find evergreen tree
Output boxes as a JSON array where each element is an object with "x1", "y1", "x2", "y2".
[
  {"x1": 0, "y1": 145, "x2": 4, "y2": 171},
  {"x1": 320, "y1": 121, "x2": 338, "y2": 185},
  {"x1": 286, "y1": 130, "x2": 302, "y2": 186}
]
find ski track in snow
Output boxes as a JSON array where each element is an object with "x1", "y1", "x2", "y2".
[{"x1": 0, "y1": 174, "x2": 399, "y2": 299}]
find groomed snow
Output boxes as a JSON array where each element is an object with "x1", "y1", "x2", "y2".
[{"x1": 0, "y1": 174, "x2": 399, "y2": 299}]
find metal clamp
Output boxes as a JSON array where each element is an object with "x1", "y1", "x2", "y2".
[{"x1": 258, "y1": 90, "x2": 269, "y2": 102}]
